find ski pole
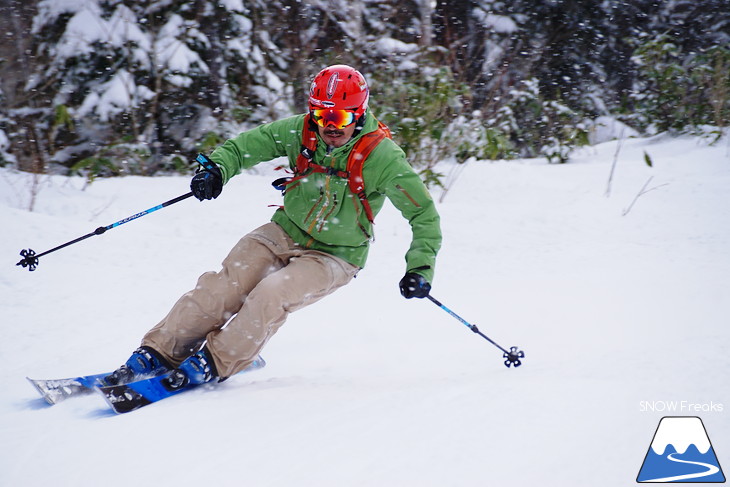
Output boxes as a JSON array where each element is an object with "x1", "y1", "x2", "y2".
[
  {"x1": 16, "y1": 192, "x2": 194, "y2": 271},
  {"x1": 427, "y1": 294, "x2": 524, "y2": 368}
]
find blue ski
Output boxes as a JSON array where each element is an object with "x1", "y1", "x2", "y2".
[
  {"x1": 97, "y1": 356, "x2": 266, "y2": 414},
  {"x1": 27, "y1": 373, "x2": 111, "y2": 405}
]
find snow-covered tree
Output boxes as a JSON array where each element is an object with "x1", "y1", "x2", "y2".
[
  {"x1": 10, "y1": 0, "x2": 291, "y2": 175},
  {"x1": 1, "y1": 0, "x2": 727, "y2": 179}
]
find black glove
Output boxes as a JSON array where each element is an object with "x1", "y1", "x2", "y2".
[
  {"x1": 190, "y1": 154, "x2": 223, "y2": 201},
  {"x1": 399, "y1": 272, "x2": 431, "y2": 299}
]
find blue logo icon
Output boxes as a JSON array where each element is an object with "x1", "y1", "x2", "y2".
[{"x1": 637, "y1": 416, "x2": 725, "y2": 483}]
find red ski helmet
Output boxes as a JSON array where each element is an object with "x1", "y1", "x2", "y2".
[{"x1": 308, "y1": 65, "x2": 370, "y2": 120}]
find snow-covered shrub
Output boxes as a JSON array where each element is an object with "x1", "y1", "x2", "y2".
[
  {"x1": 371, "y1": 60, "x2": 512, "y2": 186},
  {"x1": 495, "y1": 79, "x2": 589, "y2": 163},
  {"x1": 630, "y1": 35, "x2": 730, "y2": 134}
]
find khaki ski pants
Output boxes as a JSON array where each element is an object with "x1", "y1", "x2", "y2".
[{"x1": 142, "y1": 222, "x2": 359, "y2": 378}]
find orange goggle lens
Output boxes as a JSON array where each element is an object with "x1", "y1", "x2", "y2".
[{"x1": 311, "y1": 109, "x2": 356, "y2": 129}]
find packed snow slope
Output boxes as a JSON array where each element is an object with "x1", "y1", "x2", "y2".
[{"x1": 1, "y1": 133, "x2": 728, "y2": 487}]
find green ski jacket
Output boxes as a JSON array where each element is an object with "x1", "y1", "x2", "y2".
[{"x1": 209, "y1": 112, "x2": 441, "y2": 282}]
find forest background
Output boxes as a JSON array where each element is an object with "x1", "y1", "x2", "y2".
[{"x1": 1, "y1": 0, "x2": 728, "y2": 191}]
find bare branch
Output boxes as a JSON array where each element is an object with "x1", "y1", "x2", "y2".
[
  {"x1": 605, "y1": 126, "x2": 625, "y2": 197},
  {"x1": 622, "y1": 176, "x2": 670, "y2": 216}
]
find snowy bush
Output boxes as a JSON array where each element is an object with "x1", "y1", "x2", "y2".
[
  {"x1": 629, "y1": 34, "x2": 730, "y2": 135},
  {"x1": 371, "y1": 61, "x2": 512, "y2": 186},
  {"x1": 0, "y1": 128, "x2": 13, "y2": 166},
  {"x1": 495, "y1": 79, "x2": 589, "y2": 163}
]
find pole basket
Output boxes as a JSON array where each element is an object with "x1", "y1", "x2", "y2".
[
  {"x1": 17, "y1": 249, "x2": 39, "y2": 271},
  {"x1": 503, "y1": 346, "x2": 525, "y2": 368}
]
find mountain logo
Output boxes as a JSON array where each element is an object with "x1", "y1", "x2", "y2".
[{"x1": 637, "y1": 416, "x2": 725, "y2": 483}]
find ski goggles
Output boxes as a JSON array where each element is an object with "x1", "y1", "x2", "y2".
[{"x1": 311, "y1": 109, "x2": 357, "y2": 129}]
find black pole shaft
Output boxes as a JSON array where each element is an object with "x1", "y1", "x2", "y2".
[{"x1": 32, "y1": 229, "x2": 101, "y2": 260}]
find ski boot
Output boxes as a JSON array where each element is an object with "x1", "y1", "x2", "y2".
[
  {"x1": 164, "y1": 348, "x2": 218, "y2": 390},
  {"x1": 100, "y1": 346, "x2": 172, "y2": 386}
]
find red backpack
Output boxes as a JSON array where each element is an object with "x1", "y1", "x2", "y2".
[{"x1": 286, "y1": 114, "x2": 392, "y2": 224}]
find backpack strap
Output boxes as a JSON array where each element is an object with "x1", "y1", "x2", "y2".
[
  {"x1": 346, "y1": 121, "x2": 391, "y2": 223},
  {"x1": 295, "y1": 114, "x2": 319, "y2": 175},
  {"x1": 292, "y1": 115, "x2": 392, "y2": 224}
]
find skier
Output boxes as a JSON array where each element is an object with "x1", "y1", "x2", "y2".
[{"x1": 102, "y1": 64, "x2": 442, "y2": 389}]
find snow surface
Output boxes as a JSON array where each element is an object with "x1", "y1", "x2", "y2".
[{"x1": 1, "y1": 133, "x2": 729, "y2": 486}]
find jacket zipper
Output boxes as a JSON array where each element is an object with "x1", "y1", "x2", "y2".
[{"x1": 395, "y1": 184, "x2": 421, "y2": 208}]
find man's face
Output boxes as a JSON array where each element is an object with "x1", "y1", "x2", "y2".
[{"x1": 317, "y1": 122, "x2": 356, "y2": 148}]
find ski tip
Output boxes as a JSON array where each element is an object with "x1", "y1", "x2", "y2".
[
  {"x1": 251, "y1": 355, "x2": 266, "y2": 370},
  {"x1": 95, "y1": 384, "x2": 151, "y2": 414},
  {"x1": 27, "y1": 377, "x2": 59, "y2": 405},
  {"x1": 94, "y1": 387, "x2": 117, "y2": 413},
  {"x1": 94, "y1": 386, "x2": 121, "y2": 414}
]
